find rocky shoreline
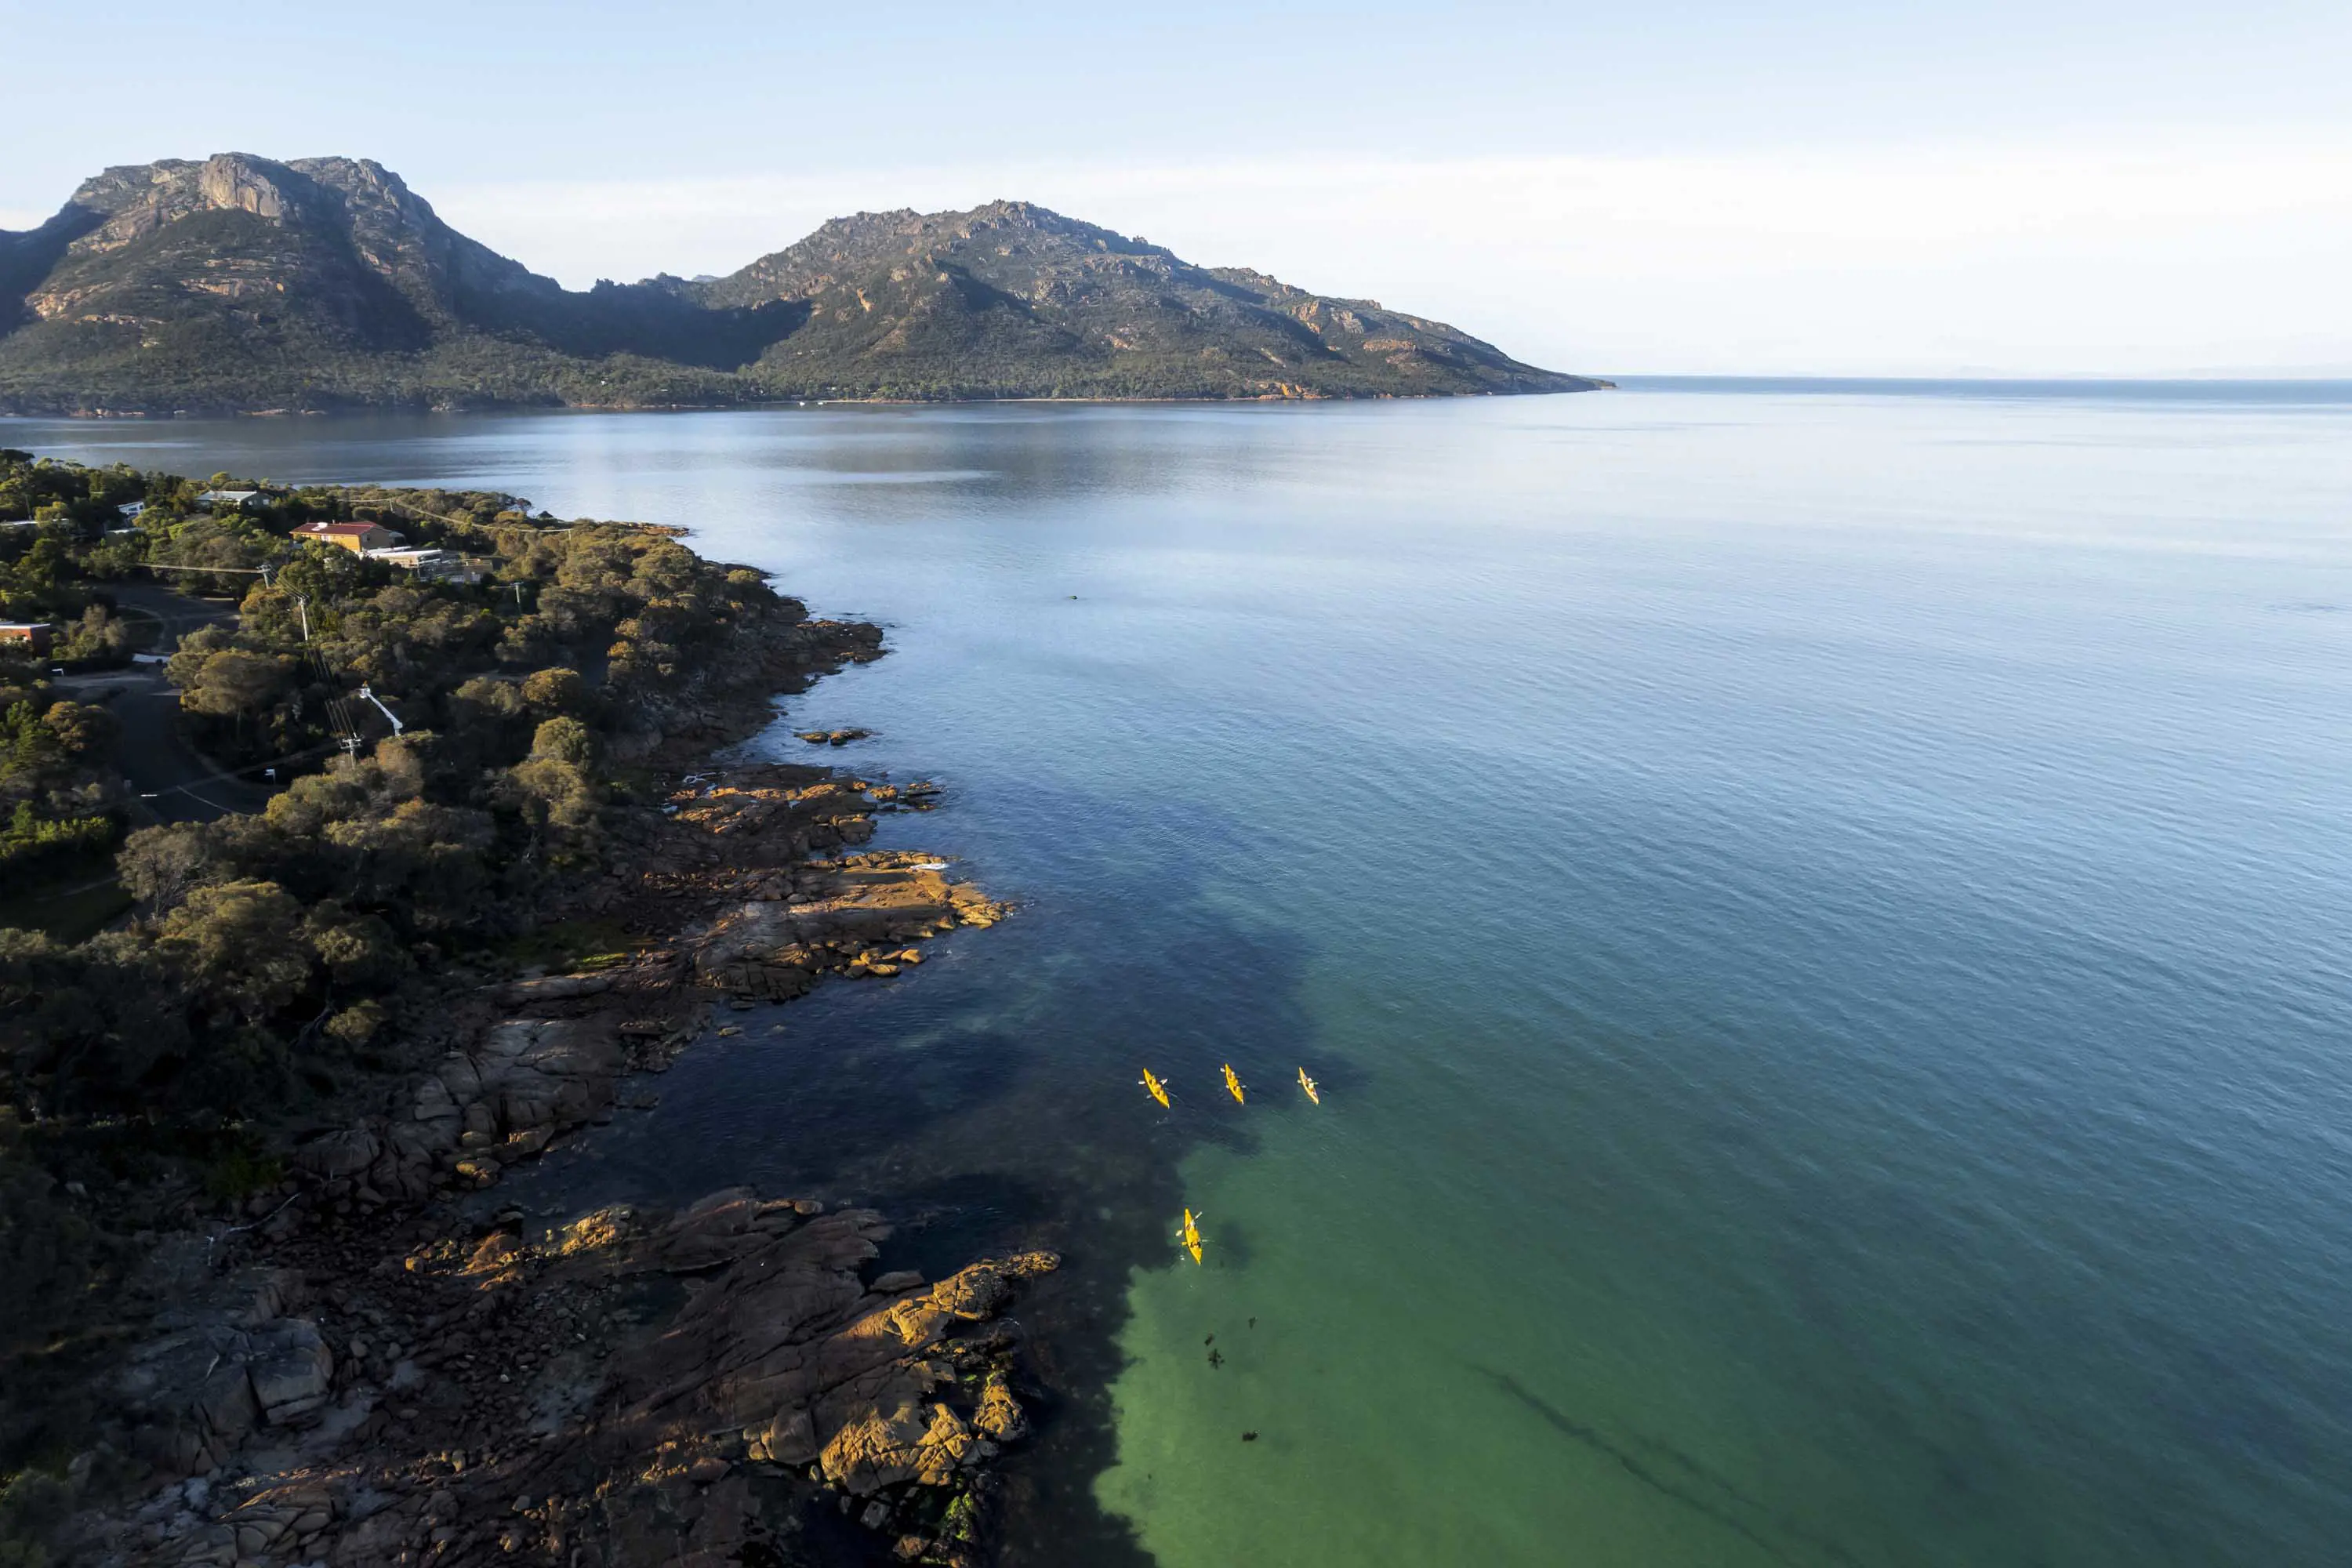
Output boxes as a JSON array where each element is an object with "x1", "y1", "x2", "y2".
[{"x1": 38, "y1": 619, "x2": 1058, "y2": 1566}]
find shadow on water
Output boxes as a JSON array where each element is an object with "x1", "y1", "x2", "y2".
[
  {"x1": 1472, "y1": 1367, "x2": 1871, "y2": 1568},
  {"x1": 492, "y1": 783, "x2": 1316, "y2": 1568}
]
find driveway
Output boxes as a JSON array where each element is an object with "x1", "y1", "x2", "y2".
[
  {"x1": 50, "y1": 581, "x2": 274, "y2": 824},
  {"x1": 49, "y1": 668, "x2": 274, "y2": 823},
  {"x1": 103, "y1": 579, "x2": 240, "y2": 652}
]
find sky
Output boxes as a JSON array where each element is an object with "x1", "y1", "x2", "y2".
[{"x1": 3, "y1": 0, "x2": 2348, "y2": 376}]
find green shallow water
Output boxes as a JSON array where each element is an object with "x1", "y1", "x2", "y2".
[{"x1": 14, "y1": 386, "x2": 2352, "y2": 1565}]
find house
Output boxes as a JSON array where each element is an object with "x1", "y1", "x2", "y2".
[
  {"x1": 293, "y1": 520, "x2": 405, "y2": 555},
  {"x1": 118, "y1": 500, "x2": 147, "y2": 521},
  {"x1": 362, "y1": 546, "x2": 481, "y2": 584},
  {"x1": 0, "y1": 622, "x2": 55, "y2": 655},
  {"x1": 198, "y1": 489, "x2": 266, "y2": 512}
]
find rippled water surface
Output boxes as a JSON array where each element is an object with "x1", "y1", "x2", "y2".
[{"x1": 13, "y1": 387, "x2": 2352, "y2": 1566}]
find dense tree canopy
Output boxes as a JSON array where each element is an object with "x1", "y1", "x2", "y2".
[
  {"x1": 0, "y1": 456, "x2": 791, "y2": 1122},
  {"x1": 0, "y1": 455, "x2": 843, "y2": 1553}
]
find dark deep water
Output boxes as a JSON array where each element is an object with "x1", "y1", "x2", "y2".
[{"x1": 13, "y1": 384, "x2": 2352, "y2": 1565}]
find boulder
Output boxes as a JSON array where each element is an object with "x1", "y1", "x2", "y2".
[
  {"x1": 248, "y1": 1319, "x2": 333, "y2": 1422},
  {"x1": 293, "y1": 1128, "x2": 381, "y2": 1180},
  {"x1": 818, "y1": 1398, "x2": 974, "y2": 1494},
  {"x1": 118, "y1": 1312, "x2": 336, "y2": 1474},
  {"x1": 932, "y1": 1264, "x2": 1011, "y2": 1321},
  {"x1": 972, "y1": 1374, "x2": 1028, "y2": 1443}
]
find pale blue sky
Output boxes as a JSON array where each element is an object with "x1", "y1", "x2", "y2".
[{"x1": 5, "y1": 2, "x2": 2349, "y2": 373}]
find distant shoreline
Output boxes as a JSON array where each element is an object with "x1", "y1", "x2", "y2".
[
  {"x1": 1605, "y1": 375, "x2": 2352, "y2": 401},
  {"x1": 18, "y1": 376, "x2": 2352, "y2": 422},
  {"x1": 0, "y1": 384, "x2": 1616, "y2": 421}
]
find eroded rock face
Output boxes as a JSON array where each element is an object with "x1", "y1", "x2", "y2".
[
  {"x1": 693, "y1": 851, "x2": 1007, "y2": 1000},
  {"x1": 293, "y1": 1013, "x2": 626, "y2": 1202},
  {"x1": 289, "y1": 844, "x2": 1004, "y2": 1210},
  {"x1": 117, "y1": 1295, "x2": 335, "y2": 1477},
  {"x1": 972, "y1": 1372, "x2": 1030, "y2": 1443},
  {"x1": 54, "y1": 760, "x2": 1030, "y2": 1566},
  {"x1": 579, "y1": 1192, "x2": 1054, "y2": 1499},
  {"x1": 269, "y1": 766, "x2": 1006, "y2": 1231},
  {"x1": 243, "y1": 1319, "x2": 333, "y2": 1422},
  {"x1": 82, "y1": 1190, "x2": 1054, "y2": 1568}
]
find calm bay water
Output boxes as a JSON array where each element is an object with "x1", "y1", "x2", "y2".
[{"x1": 12, "y1": 386, "x2": 2352, "y2": 1565}]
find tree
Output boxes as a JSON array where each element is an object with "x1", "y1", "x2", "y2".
[
  {"x1": 502, "y1": 717, "x2": 601, "y2": 844},
  {"x1": 301, "y1": 902, "x2": 408, "y2": 989},
  {"x1": 53, "y1": 607, "x2": 131, "y2": 665},
  {"x1": 520, "y1": 666, "x2": 584, "y2": 715},
  {"x1": 117, "y1": 822, "x2": 214, "y2": 911},
  {"x1": 36, "y1": 701, "x2": 113, "y2": 760},
  {"x1": 528, "y1": 716, "x2": 594, "y2": 768},
  {"x1": 158, "y1": 880, "x2": 313, "y2": 1022},
  {"x1": 0, "y1": 803, "x2": 111, "y2": 869},
  {"x1": 150, "y1": 517, "x2": 274, "y2": 597},
  {"x1": 0, "y1": 927, "x2": 194, "y2": 1111},
  {"x1": 179, "y1": 648, "x2": 292, "y2": 741},
  {"x1": 0, "y1": 1105, "x2": 100, "y2": 1361},
  {"x1": 5, "y1": 538, "x2": 69, "y2": 599}
]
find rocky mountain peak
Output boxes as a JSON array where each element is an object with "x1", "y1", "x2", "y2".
[
  {"x1": 54, "y1": 154, "x2": 450, "y2": 260},
  {"x1": 1, "y1": 155, "x2": 1597, "y2": 412},
  {"x1": 194, "y1": 153, "x2": 300, "y2": 221},
  {"x1": 59, "y1": 153, "x2": 315, "y2": 258}
]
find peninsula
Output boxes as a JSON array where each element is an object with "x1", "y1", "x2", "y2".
[
  {"x1": 0, "y1": 454, "x2": 1050, "y2": 1566},
  {"x1": 0, "y1": 154, "x2": 1602, "y2": 413}
]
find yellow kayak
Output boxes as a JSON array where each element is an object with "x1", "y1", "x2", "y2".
[
  {"x1": 1298, "y1": 1066, "x2": 1320, "y2": 1104},
  {"x1": 1180, "y1": 1207, "x2": 1204, "y2": 1265},
  {"x1": 1222, "y1": 1063, "x2": 1246, "y2": 1104},
  {"x1": 1141, "y1": 1068, "x2": 1171, "y2": 1108}
]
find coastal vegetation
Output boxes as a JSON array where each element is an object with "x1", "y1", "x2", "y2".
[
  {"x1": 0, "y1": 154, "x2": 1599, "y2": 413},
  {"x1": 1, "y1": 456, "x2": 786, "y2": 1120},
  {"x1": 0, "y1": 455, "x2": 840, "y2": 1530},
  {"x1": 0, "y1": 446, "x2": 1045, "y2": 1568}
]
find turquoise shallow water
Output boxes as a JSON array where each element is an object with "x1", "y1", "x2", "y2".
[{"x1": 13, "y1": 387, "x2": 2352, "y2": 1565}]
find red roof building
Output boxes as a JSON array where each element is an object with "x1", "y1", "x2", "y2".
[{"x1": 292, "y1": 521, "x2": 406, "y2": 555}]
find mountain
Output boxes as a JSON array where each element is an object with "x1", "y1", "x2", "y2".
[
  {"x1": 0, "y1": 154, "x2": 1599, "y2": 413},
  {"x1": 682, "y1": 201, "x2": 1591, "y2": 401}
]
